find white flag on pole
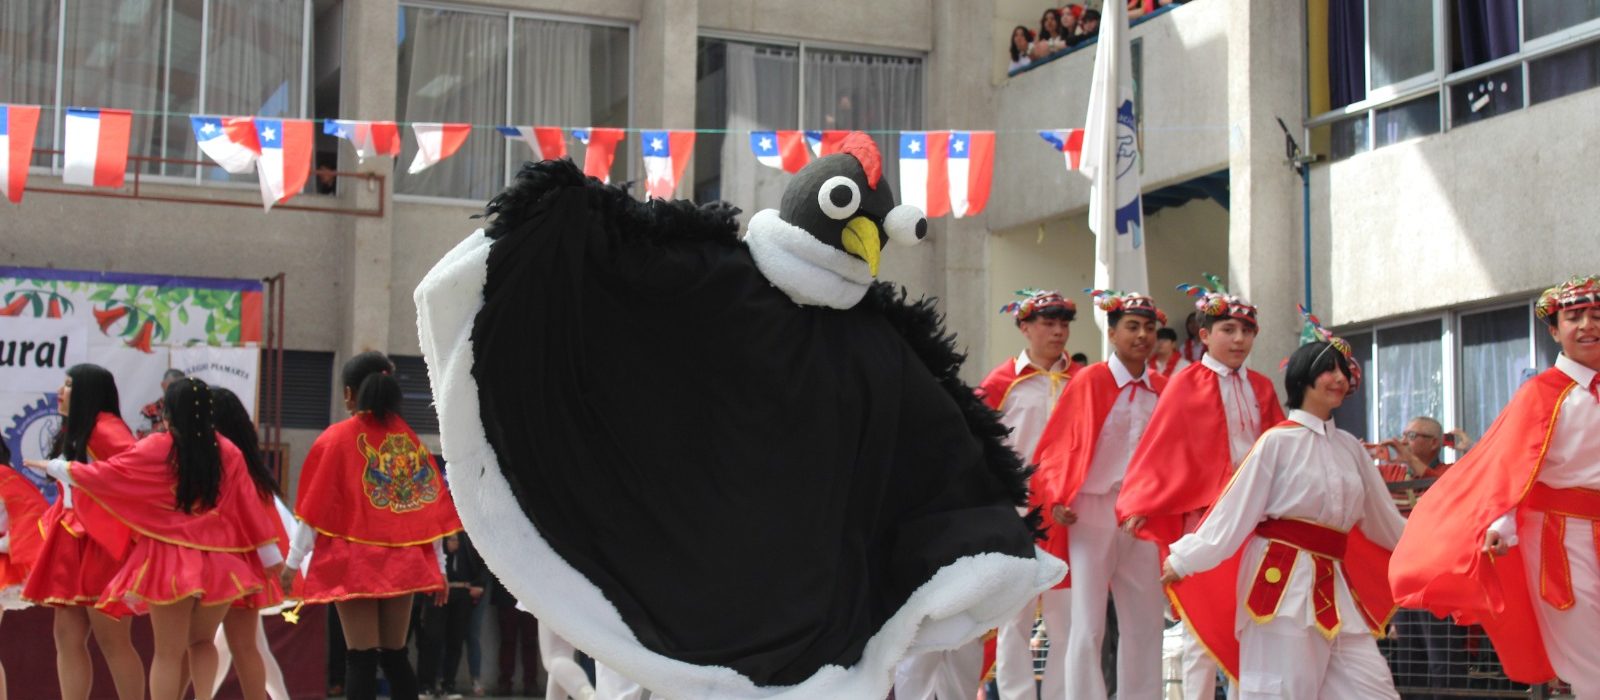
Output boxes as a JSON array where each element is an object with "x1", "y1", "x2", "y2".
[{"x1": 1080, "y1": 0, "x2": 1148, "y2": 333}]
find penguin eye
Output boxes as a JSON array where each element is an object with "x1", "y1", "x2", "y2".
[{"x1": 817, "y1": 176, "x2": 861, "y2": 220}]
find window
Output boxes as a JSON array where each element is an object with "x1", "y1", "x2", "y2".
[
  {"x1": 1524, "y1": 0, "x2": 1600, "y2": 43},
  {"x1": 0, "y1": 0, "x2": 316, "y2": 181},
  {"x1": 1367, "y1": 0, "x2": 1434, "y2": 91},
  {"x1": 261, "y1": 349, "x2": 335, "y2": 430},
  {"x1": 694, "y1": 36, "x2": 923, "y2": 214},
  {"x1": 1372, "y1": 94, "x2": 1439, "y2": 147},
  {"x1": 1529, "y1": 40, "x2": 1600, "y2": 105},
  {"x1": 1374, "y1": 320, "x2": 1444, "y2": 443},
  {"x1": 395, "y1": 5, "x2": 631, "y2": 201},
  {"x1": 1459, "y1": 306, "x2": 1530, "y2": 439},
  {"x1": 1331, "y1": 330, "x2": 1374, "y2": 441},
  {"x1": 390, "y1": 355, "x2": 438, "y2": 434}
]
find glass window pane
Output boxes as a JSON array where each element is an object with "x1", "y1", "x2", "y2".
[
  {"x1": 695, "y1": 38, "x2": 799, "y2": 213},
  {"x1": 396, "y1": 6, "x2": 507, "y2": 201},
  {"x1": 1524, "y1": 0, "x2": 1600, "y2": 41},
  {"x1": 1450, "y1": 0, "x2": 1519, "y2": 70},
  {"x1": 1375, "y1": 320, "x2": 1444, "y2": 443},
  {"x1": 1459, "y1": 306, "x2": 1531, "y2": 440},
  {"x1": 60, "y1": 0, "x2": 168, "y2": 177},
  {"x1": 163, "y1": 0, "x2": 204, "y2": 178},
  {"x1": 1369, "y1": 0, "x2": 1434, "y2": 89},
  {"x1": 0, "y1": 0, "x2": 61, "y2": 168},
  {"x1": 510, "y1": 17, "x2": 630, "y2": 186},
  {"x1": 1373, "y1": 94, "x2": 1439, "y2": 148},
  {"x1": 201, "y1": 0, "x2": 305, "y2": 183},
  {"x1": 1328, "y1": 112, "x2": 1369, "y2": 160},
  {"x1": 1448, "y1": 67, "x2": 1521, "y2": 128},
  {"x1": 1529, "y1": 40, "x2": 1600, "y2": 106},
  {"x1": 1333, "y1": 331, "x2": 1374, "y2": 441},
  {"x1": 803, "y1": 49, "x2": 923, "y2": 193},
  {"x1": 1536, "y1": 310, "x2": 1561, "y2": 369}
]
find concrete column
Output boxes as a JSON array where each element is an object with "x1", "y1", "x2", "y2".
[
  {"x1": 635, "y1": 0, "x2": 698, "y2": 197},
  {"x1": 1226, "y1": 0, "x2": 1306, "y2": 383},
  {"x1": 337, "y1": 0, "x2": 399, "y2": 358},
  {"x1": 929, "y1": 0, "x2": 999, "y2": 384}
]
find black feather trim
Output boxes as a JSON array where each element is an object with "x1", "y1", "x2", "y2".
[
  {"x1": 858, "y1": 282, "x2": 1046, "y2": 540},
  {"x1": 479, "y1": 158, "x2": 742, "y2": 245}
]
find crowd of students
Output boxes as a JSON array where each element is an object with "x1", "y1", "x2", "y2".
[{"x1": 1007, "y1": 1, "x2": 1189, "y2": 74}]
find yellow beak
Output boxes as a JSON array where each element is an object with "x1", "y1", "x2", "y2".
[{"x1": 840, "y1": 216, "x2": 882, "y2": 277}]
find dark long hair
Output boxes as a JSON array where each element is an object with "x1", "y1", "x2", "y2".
[
  {"x1": 343, "y1": 351, "x2": 402, "y2": 422},
  {"x1": 49, "y1": 363, "x2": 121, "y2": 461},
  {"x1": 211, "y1": 387, "x2": 278, "y2": 499},
  {"x1": 165, "y1": 378, "x2": 222, "y2": 514},
  {"x1": 1284, "y1": 341, "x2": 1352, "y2": 410},
  {"x1": 1038, "y1": 8, "x2": 1065, "y2": 40},
  {"x1": 1009, "y1": 25, "x2": 1036, "y2": 62}
]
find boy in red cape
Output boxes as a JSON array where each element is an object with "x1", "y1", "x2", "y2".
[
  {"x1": 1391, "y1": 275, "x2": 1600, "y2": 694},
  {"x1": 1117, "y1": 276, "x2": 1284, "y2": 700},
  {"x1": 1031, "y1": 290, "x2": 1167, "y2": 700},
  {"x1": 973, "y1": 289, "x2": 1082, "y2": 700}
]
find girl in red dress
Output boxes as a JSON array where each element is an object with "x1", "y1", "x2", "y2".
[
  {"x1": 281, "y1": 351, "x2": 461, "y2": 700},
  {"x1": 28, "y1": 378, "x2": 282, "y2": 700},
  {"x1": 21, "y1": 364, "x2": 144, "y2": 700},
  {"x1": 1, "y1": 438, "x2": 50, "y2": 700}
]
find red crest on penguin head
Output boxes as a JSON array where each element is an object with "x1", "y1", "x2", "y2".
[{"x1": 839, "y1": 132, "x2": 882, "y2": 190}]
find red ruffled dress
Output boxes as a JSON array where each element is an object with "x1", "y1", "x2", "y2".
[
  {"x1": 22, "y1": 413, "x2": 137, "y2": 612},
  {"x1": 292, "y1": 413, "x2": 461, "y2": 603},
  {"x1": 1, "y1": 467, "x2": 50, "y2": 609},
  {"x1": 60, "y1": 433, "x2": 281, "y2": 617}
]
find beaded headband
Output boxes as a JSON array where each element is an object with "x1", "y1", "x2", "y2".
[
  {"x1": 1000, "y1": 288, "x2": 1077, "y2": 322},
  {"x1": 1291, "y1": 303, "x2": 1361, "y2": 394},
  {"x1": 1535, "y1": 275, "x2": 1600, "y2": 322},
  {"x1": 1177, "y1": 273, "x2": 1257, "y2": 327},
  {"x1": 1086, "y1": 288, "x2": 1167, "y2": 325}
]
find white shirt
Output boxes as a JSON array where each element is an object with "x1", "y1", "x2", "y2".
[
  {"x1": 1078, "y1": 354, "x2": 1159, "y2": 496},
  {"x1": 1490, "y1": 353, "x2": 1600, "y2": 543},
  {"x1": 997, "y1": 349, "x2": 1070, "y2": 464},
  {"x1": 1201, "y1": 353, "x2": 1264, "y2": 468},
  {"x1": 1167, "y1": 410, "x2": 1407, "y2": 634}
]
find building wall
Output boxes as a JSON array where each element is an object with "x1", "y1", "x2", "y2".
[{"x1": 1309, "y1": 87, "x2": 1600, "y2": 328}]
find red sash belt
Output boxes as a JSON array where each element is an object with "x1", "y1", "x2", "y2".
[
  {"x1": 1246, "y1": 518, "x2": 1375, "y2": 638},
  {"x1": 1524, "y1": 482, "x2": 1600, "y2": 610}
]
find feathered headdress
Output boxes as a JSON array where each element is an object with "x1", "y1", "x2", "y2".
[
  {"x1": 1176, "y1": 273, "x2": 1258, "y2": 327},
  {"x1": 1535, "y1": 275, "x2": 1600, "y2": 323},
  {"x1": 999, "y1": 288, "x2": 1076, "y2": 322},
  {"x1": 1086, "y1": 288, "x2": 1167, "y2": 325},
  {"x1": 1291, "y1": 303, "x2": 1361, "y2": 393}
]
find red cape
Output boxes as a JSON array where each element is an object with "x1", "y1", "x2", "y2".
[
  {"x1": 38, "y1": 412, "x2": 137, "y2": 555},
  {"x1": 976, "y1": 356, "x2": 1084, "y2": 411},
  {"x1": 1117, "y1": 363, "x2": 1285, "y2": 549},
  {"x1": 294, "y1": 414, "x2": 461, "y2": 546},
  {"x1": 1, "y1": 468, "x2": 49, "y2": 579},
  {"x1": 69, "y1": 433, "x2": 279, "y2": 554},
  {"x1": 1168, "y1": 420, "x2": 1397, "y2": 681},
  {"x1": 1389, "y1": 367, "x2": 1575, "y2": 684},
  {"x1": 1031, "y1": 361, "x2": 1167, "y2": 587}
]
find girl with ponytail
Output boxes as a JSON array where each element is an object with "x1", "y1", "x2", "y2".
[
  {"x1": 26, "y1": 378, "x2": 283, "y2": 700},
  {"x1": 22, "y1": 363, "x2": 145, "y2": 700},
  {"x1": 281, "y1": 351, "x2": 461, "y2": 700}
]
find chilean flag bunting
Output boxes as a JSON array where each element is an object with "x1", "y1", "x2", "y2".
[
  {"x1": 251, "y1": 118, "x2": 314, "y2": 211},
  {"x1": 498, "y1": 125, "x2": 567, "y2": 161},
  {"x1": 408, "y1": 122, "x2": 471, "y2": 174},
  {"x1": 572, "y1": 127, "x2": 626, "y2": 183},
  {"x1": 63, "y1": 108, "x2": 133, "y2": 189},
  {"x1": 898, "y1": 131, "x2": 950, "y2": 218},
  {"x1": 947, "y1": 130, "x2": 994, "y2": 218},
  {"x1": 326, "y1": 119, "x2": 401, "y2": 163},
  {"x1": 0, "y1": 104, "x2": 41, "y2": 204},
  {"x1": 641, "y1": 130, "x2": 695, "y2": 200},
  {"x1": 191, "y1": 116, "x2": 261, "y2": 174},
  {"x1": 750, "y1": 130, "x2": 810, "y2": 174}
]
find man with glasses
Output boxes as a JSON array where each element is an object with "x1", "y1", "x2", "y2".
[{"x1": 1381, "y1": 417, "x2": 1473, "y2": 480}]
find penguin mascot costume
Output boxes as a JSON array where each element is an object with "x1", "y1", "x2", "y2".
[{"x1": 415, "y1": 132, "x2": 1064, "y2": 699}]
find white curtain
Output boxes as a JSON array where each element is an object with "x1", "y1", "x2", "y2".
[
  {"x1": 1375, "y1": 321, "x2": 1444, "y2": 442},
  {"x1": 802, "y1": 49, "x2": 923, "y2": 195},
  {"x1": 203, "y1": 0, "x2": 304, "y2": 182},
  {"x1": 1459, "y1": 307, "x2": 1531, "y2": 443},
  {"x1": 60, "y1": 0, "x2": 166, "y2": 175},
  {"x1": 0, "y1": 0, "x2": 60, "y2": 168},
  {"x1": 396, "y1": 7, "x2": 506, "y2": 201},
  {"x1": 718, "y1": 43, "x2": 799, "y2": 218},
  {"x1": 509, "y1": 17, "x2": 592, "y2": 179}
]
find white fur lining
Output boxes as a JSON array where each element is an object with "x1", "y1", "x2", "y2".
[
  {"x1": 0, "y1": 584, "x2": 28, "y2": 611},
  {"x1": 744, "y1": 209, "x2": 873, "y2": 310},
  {"x1": 415, "y1": 229, "x2": 1066, "y2": 699}
]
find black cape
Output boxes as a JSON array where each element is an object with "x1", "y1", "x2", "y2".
[{"x1": 416, "y1": 159, "x2": 1060, "y2": 698}]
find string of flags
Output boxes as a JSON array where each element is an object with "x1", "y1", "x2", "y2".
[{"x1": 0, "y1": 102, "x2": 1090, "y2": 213}]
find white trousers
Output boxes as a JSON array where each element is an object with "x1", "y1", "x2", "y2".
[
  {"x1": 1237, "y1": 616, "x2": 1398, "y2": 699},
  {"x1": 994, "y1": 587, "x2": 1071, "y2": 700},
  {"x1": 894, "y1": 638, "x2": 985, "y2": 700},
  {"x1": 1521, "y1": 510, "x2": 1600, "y2": 697},
  {"x1": 1181, "y1": 625, "x2": 1219, "y2": 700},
  {"x1": 1062, "y1": 491, "x2": 1165, "y2": 700},
  {"x1": 541, "y1": 627, "x2": 596, "y2": 700},
  {"x1": 212, "y1": 617, "x2": 290, "y2": 700}
]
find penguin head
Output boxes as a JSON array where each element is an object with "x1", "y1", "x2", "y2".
[{"x1": 777, "y1": 133, "x2": 927, "y2": 278}]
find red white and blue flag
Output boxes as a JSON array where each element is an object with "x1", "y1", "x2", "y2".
[
  {"x1": 498, "y1": 125, "x2": 567, "y2": 161},
  {"x1": 0, "y1": 104, "x2": 41, "y2": 204},
  {"x1": 1039, "y1": 129, "x2": 1086, "y2": 171},
  {"x1": 251, "y1": 118, "x2": 313, "y2": 211},
  {"x1": 325, "y1": 119, "x2": 401, "y2": 163},
  {"x1": 191, "y1": 116, "x2": 260, "y2": 174},
  {"x1": 805, "y1": 130, "x2": 849, "y2": 157},
  {"x1": 898, "y1": 131, "x2": 950, "y2": 218},
  {"x1": 572, "y1": 127, "x2": 625, "y2": 183},
  {"x1": 946, "y1": 130, "x2": 994, "y2": 218},
  {"x1": 408, "y1": 122, "x2": 471, "y2": 175},
  {"x1": 750, "y1": 130, "x2": 809, "y2": 174},
  {"x1": 63, "y1": 108, "x2": 132, "y2": 189},
  {"x1": 641, "y1": 130, "x2": 695, "y2": 200}
]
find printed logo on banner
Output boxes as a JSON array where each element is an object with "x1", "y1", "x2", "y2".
[{"x1": 4, "y1": 394, "x2": 62, "y2": 503}]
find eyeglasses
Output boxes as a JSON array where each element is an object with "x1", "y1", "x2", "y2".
[{"x1": 1402, "y1": 431, "x2": 1440, "y2": 440}]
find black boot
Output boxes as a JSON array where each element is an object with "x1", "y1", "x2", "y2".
[
  {"x1": 379, "y1": 647, "x2": 421, "y2": 700},
  {"x1": 344, "y1": 648, "x2": 380, "y2": 700}
]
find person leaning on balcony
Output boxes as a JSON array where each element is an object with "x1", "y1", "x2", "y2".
[
  {"x1": 1031, "y1": 8, "x2": 1072, "y2": 59},
  {"x1": 1008, "y1": 25, "x2": 1036, "y2": 72}
]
